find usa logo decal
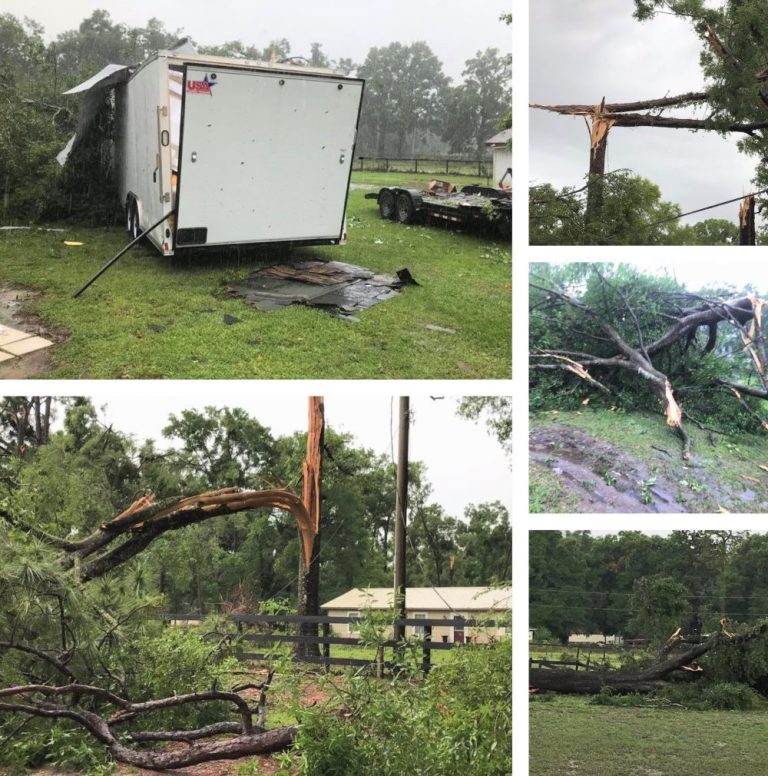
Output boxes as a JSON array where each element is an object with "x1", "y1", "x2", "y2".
[{"x1": 187, "y1": 74, "x2": 217, "y2": 96}]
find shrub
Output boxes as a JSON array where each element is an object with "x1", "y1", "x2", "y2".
[
  {"x1": 701, "y1": 682, "x2": 762, "y2": 710},
  {"x1": 122, "y1": 626, "x2": 241, "y2": 731},
  {"x1": 285, "y1": 640, "x2": 511, "y2": 776},
  {"x1": 655, "y1": 680, "x2": 764, "y2": 710}
]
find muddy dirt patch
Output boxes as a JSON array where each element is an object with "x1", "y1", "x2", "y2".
[
  {"x1": 0, "y1": 287, "x2": 65, "y2": 378},
  {"x1": 530, "y1": 423, "x2": 686, "y2": 513}
]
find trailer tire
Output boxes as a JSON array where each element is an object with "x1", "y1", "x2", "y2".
[
  {"x1": 395, "y1": 191, "x2": 416, "y2": 224},
  {"x1": 378, "y1": 189, "x2": 396, "y2": 220},
  {"x1": 126, "y1": 198, "x2": 141, "y2": 240}
]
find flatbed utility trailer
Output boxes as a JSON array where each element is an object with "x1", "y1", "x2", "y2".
[
  {"x1": 365, "y1": 183, "x2": 511, "y2": 235},
  {"x1": 61, "y1": 49, "x2": 364, "y2": 256}
]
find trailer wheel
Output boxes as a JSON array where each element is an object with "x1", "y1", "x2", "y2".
[
  {"x1": 378, "y1": 189, "x2": 396, "y2": 220},
  {"x1": 126, "y1": 199, "x2": 141, "y2": 240},
  {"x1": 395, "y1": 191, "x2": 416, "y2": 224}
]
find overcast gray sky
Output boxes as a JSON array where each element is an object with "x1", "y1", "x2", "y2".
[
  {"x1": 530, "y1": 0, "x2": 756, "y2": 225},
  {"x1": 5, "y1": 0, "x2": 511, "y2": 82},
  {"x1": 71, "y1": 392, "x2": 512, "y2": 518},
  {"x1": 540, "y1": 260, "x2": 768, "y2": 297}
]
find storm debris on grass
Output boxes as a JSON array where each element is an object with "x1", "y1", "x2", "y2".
[{"x1": 225, "y1": 259, "x2": 417, "y2": 318}]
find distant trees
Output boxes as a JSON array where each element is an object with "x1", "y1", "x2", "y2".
[
  {"x1": 529, "y1": 531, "x2": 763, "y2": 644},
  {"x1": 356, "y1": 43, "x2": 511, "y2": 158},
  {"x1": 356, "y1": 41, "x2": 449, "y2": 158},
  {"x1": 441, "y1": 48, "x2": 512, "y2": 156}
]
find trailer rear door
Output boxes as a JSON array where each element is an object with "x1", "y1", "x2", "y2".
[{"x1": 175, "y1": 65, "x2": 363, "y2": 247}]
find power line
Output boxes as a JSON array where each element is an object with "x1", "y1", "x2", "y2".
[
  {"x1": 531, "y1": 602, "x2": 767, "y2": 617},
  {"x1": 644, "y1": 186, "x2": 768, "y2": 229},
  {"x1": 529, "y1": 588, "x2": 768, "y2": 601}
]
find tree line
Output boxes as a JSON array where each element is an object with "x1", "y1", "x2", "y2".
[
  {"x1": 0, "y1": 10, "x2": 511, "y2": 222},
  {"x1": 530, "y1": 531, "x2": 768, "y2": 645}
]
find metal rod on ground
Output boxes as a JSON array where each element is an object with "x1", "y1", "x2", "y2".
[
  {"x1": 393, "y1": 397, "x2": 410, "y2": 646},
  {"x1": 73, "y1": 211, "x2": 174, "y2": 298}
]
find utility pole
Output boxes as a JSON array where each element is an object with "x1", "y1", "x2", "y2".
[
  {"x1": 296, "y1": 396, "x2": 324, "y2": 658},
  {"x1": 393, "y1": 397, "x2": 409, "y2": 644}
]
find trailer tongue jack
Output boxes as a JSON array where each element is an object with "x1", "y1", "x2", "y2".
[{"x1": 73, "y1": 211, "x2": 175, "y2": 299}]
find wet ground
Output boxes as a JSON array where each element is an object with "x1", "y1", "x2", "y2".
[
  {"x1": 530, "y1": 419, "x2": 768, "y2": 513},
  {"x1": 530, "y1": 424, "x2": 687, "y2": 513},
  {"x1": 0, "y1": 287, "x2": 64, "y2": 378}
]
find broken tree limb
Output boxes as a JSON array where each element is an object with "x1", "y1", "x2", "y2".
[
  {"x1": 531, "y1": 100, "x2": 768, "y2": 134},
  {"x1": 530, "y1": 92, "x2": 709, "y2": 115},
  {"x1": 530, "y1": 622, "x2": 767, "y2": 695},
  {"x1": 0, "y1": 486, "x2": 313, "y2": 581},
  {"x1": 529, "y1": 280, "x2": 767, "y2": 457},
  {"x1": 0, "y1": 670, "x2": 296, "y2": 770}
]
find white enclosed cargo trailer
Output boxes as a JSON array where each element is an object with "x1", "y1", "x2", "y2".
[{"x1": 64, "y1": 50, "x2": 364, "y2": 256}]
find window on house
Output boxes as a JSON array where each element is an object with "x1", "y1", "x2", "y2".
[
  {"x1": 348, "y1": 611, "x2": 360, "y2": 635},
  {"x1": 413, "y1": 612, "x2": 427, "y2": 635}
]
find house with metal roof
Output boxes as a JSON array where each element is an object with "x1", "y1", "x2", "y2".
[{"x1": 321, "y1": 586, "x2": 511, "y2": 644}]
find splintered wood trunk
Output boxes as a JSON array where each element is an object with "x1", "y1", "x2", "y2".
[
  {"x1": 584, "y1": 107, "x2": 613, "y2": 233},
  {"x1": 740, "y1": 194, "x2": 756, "y2": 245},
  {"x1": 296, "y1": 397, "x2": 324, "y2": 659}
]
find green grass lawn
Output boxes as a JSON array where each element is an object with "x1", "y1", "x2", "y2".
[
  {"x1": 530, "y1": 694, "x2": 768, "y2": 775},
  {"x1": 0, "y1": 186, "x2": 510, "y2": 379}
]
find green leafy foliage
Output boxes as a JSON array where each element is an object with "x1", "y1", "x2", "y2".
[
  {"x1": 285, "y1": 641, "x2": 511, "y2": 776},
  {"x1": 631, "y1": 0, "x2": 768, "y2": 223},
  {"x1": 530, "y1": 172, "x2": 740, "y2": 246},
  {"x1": 529, "y1": 263, "x2": 768, "y2": 432}
]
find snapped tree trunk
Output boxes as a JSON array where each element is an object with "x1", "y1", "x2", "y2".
[
  {"x1": 296, "y1": 396, "x2": 324, "y2": 658},
  {"x1": 531, "y1": 622, "x2": 767, "y2": 695}
]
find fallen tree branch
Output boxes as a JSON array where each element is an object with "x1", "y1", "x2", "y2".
[
  {"x1": 0, "y1": 680, "x2": 296, "y2": 770},
  {"x1": 2, "y1": 486, "x2": 318, "y2": 580},
  {"x1": 530, "y1": 621, "x2": 764, "y2": 695}
]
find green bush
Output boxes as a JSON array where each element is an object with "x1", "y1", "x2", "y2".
[
  {"x1": 286, "y1": 640, "x2": 511, "y2": 776},
  {"x1": 701, "y1": 682, "x2": 763, "y2": 710},
  {"x1": 656, "y1": 680, "x2": 763, "y2": 710}
]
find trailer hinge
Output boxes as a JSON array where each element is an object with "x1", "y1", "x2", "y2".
[
  {"x1": 160, "y1": 105, "x2": 168, "y2": 117},
  {"x1": 162, "y1": 192, "x2": 171, "y2": 203}
]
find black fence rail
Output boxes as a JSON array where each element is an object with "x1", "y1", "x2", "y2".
[
  {"x1": 163, "y1": 612, "x2": 504, "y2": 673},
  {"x1": 356, "y1": 156, "x2": 492, "y2": 178}
]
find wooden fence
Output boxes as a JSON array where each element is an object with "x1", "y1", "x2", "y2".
[
  {"x1": 356, "y1": 156, "x2": 492, "y2": 178},
  {"x1": 164, "y1": 612, "x2": 503, "y2": 673}
]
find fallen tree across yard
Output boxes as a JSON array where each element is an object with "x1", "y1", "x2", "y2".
[
  {"x1": 530, "y1": 620, "x2": 767, "y2": 695},
  {"x1": 530, "y1": 265, "x2": 768, "y2": 458}
]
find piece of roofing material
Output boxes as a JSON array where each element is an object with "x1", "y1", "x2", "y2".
[
  {"x1": 225, "y1": 260, "x2": 416, "y2": 316},
  {"x1": 57, "y1": 64, "x2": 132, "y2": 165},
  {"x1": 2, "y1": 336, "x2": 53, "y2": 356}
]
